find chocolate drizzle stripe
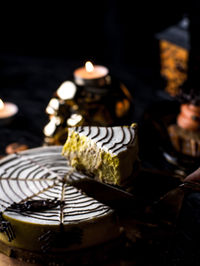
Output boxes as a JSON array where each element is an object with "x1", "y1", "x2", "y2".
[
  {"x1": 3, "y1": 162, "x2": 36, "y2": 178},
  {"x1": 34, "y1": 189, "x2": 59, "y2": 199},
  {"x1": 38, "y1": 179, "x2": 54, "y2": 190},
  {"x1": 1, "y1": 156, "x2": 35, "y2": 170},
  {"x1": 64, "y1": 189, "x2": 82, "y2": 196},
  {"x1": 77, "y1": 126, "x2": 84, "y2": 133},
  {"x1": 15, "y1": 155, "x2": 66, "y2": 181},
  {"x1": 63, "y1": 205, "x2": 110, "y2": 214},
  {"x1": 0, "y1": 180, "x2": 15, "y2": 203},
  {"x1": 17, "y1": 179, "x2": 29, "y2": 198},
  {"x1": 7, "y1": 180, "x2": 25, "y2": 201},
  {"x1": 96, "y1": 127, "x2": 109, "y2": 144},
  {"x1": 15, "y1": 182, "x2": 59, "y2": 205},
  {"x1": 65, "y1": 185, "x2": 80, "y2": 190},
  {"x1": 64, "y1": 195, "x2": 90, "y2": 202},
  {"x1": 27, "y1": 210, "x2": 60, "y2": 216},
  {"x1": 0, "y1": 176, "x2": 50, "y2": 181},
  {"x1": 65, "y1": 186, "x2": 82, "y2": 192},
  {"x1": 63, "y1": 207, "x2": 110, "y2": 220},
  {"x1": 27, "y1": 180, "x2": 45, "y2": 195},
  {"x1": 111, "y1": 127, "x2": 128, "y2": 153},
  {"x1": 90, "y1": 126, "x2": 100, "y2": 140},
  {"x1": 108, "y1": 126, "x2": 125, "y2": 152},
  {"x1": 85, "y1": 126, "x2": 91, "y2": 137},
  {"x1": 27, "y1": 213, "x2": 60, "y2": 219},
  {"x1": 80, "y1": 126, "x2": 89, "y2": 137},
  {"x1": 17, "y1": 164, "x2": 39, "y2": 178},
  {"x1": 74, "y1": 126, "x2": 135, "y2": 155},
  {"x1": 63, "y1": 201, "x2": 107, "y2": 209},
  {"x1": 126, "y1": 127, "x2": 133, "y2": 145},
  {"x1": 63, "y1": 208, "x2": 108, "y2": 217},
  {"x1": 28, "y1": 186, "x2": 61, "y2": 199},
  {"x1": 25, "y1": 215, "x2": 59, "y2": 221},
  {"x1": 7, "y1": 180, "x2": 23, "y2": 200},
  {"x1": 126, "y1": 127, "x2": 135, "y2": 146},
  {"x1": 0, "y1": 154, "x2": 18, "y2": 167},
  {"x1": 0, "y1": 198, "x2": 10, "y2": 205},
  {"x1": 63, "y1": 194, "x2": 85, "y2": 200},
  {"x1": 0, "y1": 198, "x2": 10, "y2": 210},
  {"x1": 24, "y1": 180, "x2": 42, "y2": 197},
  {"x1": 65, "y1": 195, "x2": 100, "y2": 201},
  {"x1": 101, "y1": 127, "x2": 114, "y2": 147},
  {"x1": 112, "y1": 127, "x2": 134, "y2": 153},
  {"x1": 31, "y1": 169, "x2": 51, "y2": 180}
]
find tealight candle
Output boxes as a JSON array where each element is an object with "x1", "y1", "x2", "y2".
[
  {"x1": 74, "y1": 61, "x2": 109, "y2": 86},
  {"x1": 0, "y1": 98, "x2": 18, "y2": 125}
]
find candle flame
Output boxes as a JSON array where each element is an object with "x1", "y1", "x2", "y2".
[
  {"x1": 85, "y1": 61, "x2": 94, "y2": 73},
  {"x1": 0, "y1": 99, "x2": 4, "y2": 110}
]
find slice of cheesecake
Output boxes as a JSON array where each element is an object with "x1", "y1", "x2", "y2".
[{"x1": 62, "y1": 124, "x2": 138, "y2": 185}]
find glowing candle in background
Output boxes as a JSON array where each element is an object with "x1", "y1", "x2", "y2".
[
  {"x1": 0, "y1": 99, "x2": 4, "y2": 111},
  {"x1": 74, "y1": 61, "x2": 109, "y2": 86},
  {"x1": 0, "y1": 98, "x2": 18, "y2": 125},
  {"x1": 85, "y1": 61, "x2": 94, "y2": 73}
]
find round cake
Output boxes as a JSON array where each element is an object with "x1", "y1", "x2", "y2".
[{"x1": 0, "y1": 146, "x2": 120, "y2": 264}]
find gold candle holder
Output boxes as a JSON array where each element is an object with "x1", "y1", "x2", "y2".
[{"x1": 43, "y1": 62, "x2": 133, "y2": 145}]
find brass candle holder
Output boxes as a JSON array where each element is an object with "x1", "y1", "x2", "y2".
[{"x1": 43, "y1": 62, "x2": 134, "y2": 145}]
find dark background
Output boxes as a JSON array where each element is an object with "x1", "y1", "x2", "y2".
[
  {"x1": 0, "y1": 2, "x2": 186, "y2": 150},
  {"x1": 0, "y1": 1, "x2": 194, "y2": 164},
  {"x1": 0, "y1": 2, "x2": 185, "y2": 64}
]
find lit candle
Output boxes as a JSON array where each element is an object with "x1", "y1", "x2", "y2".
[
  {"x1": 0, "y1": 98, "x2": 18, "y2": 125},
  {"x1": 74, "y1": 61, "x2": 109, "y2": 86}
]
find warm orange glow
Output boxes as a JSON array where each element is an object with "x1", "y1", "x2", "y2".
[
  {"x1": 85, "y1": 61, "x2": 94, "y2": 73},
  {"x1": 0, "y1": 99, "x2": 4, "y2": 110}
]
